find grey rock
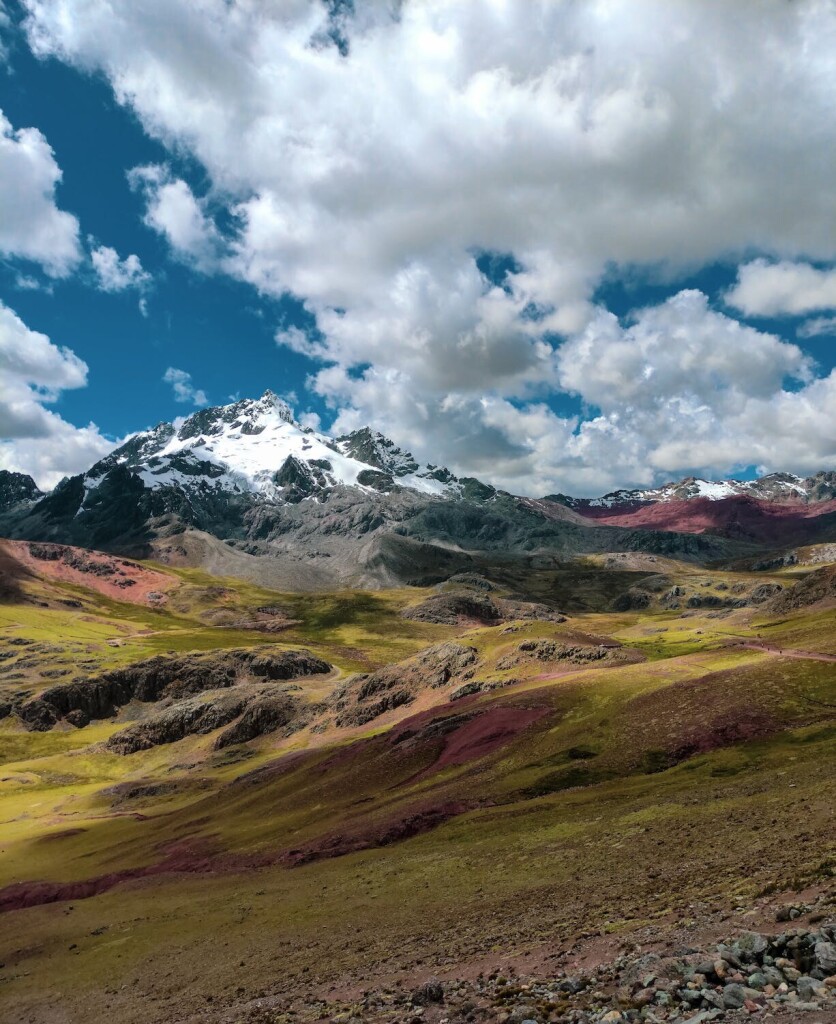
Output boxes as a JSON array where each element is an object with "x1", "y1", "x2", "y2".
[
  {"x1": 681, "y1": 1012, "x2": 723, "y2": 1024},
  {"x1": 722, "y1": 984, "x2": 746, "y2": 1009},
  {"x1": 411, "y1": 979, "x2": 444, "y2": 1006},
  {"x1": 736, "y1": 931, "x2": 768, "y2": 960},
  {"x1": 815, "y1": 940, "x2": 836, "y2": 975},
  {"x1": 449, "y1": 681, "x2": 482, "y2": 701},
  {"x1": 701, "y1": 991, "x2": 724, "y2": 1010},
  {"x1": 796, "y1": 976, "x2": 825, "y2": 1001}
]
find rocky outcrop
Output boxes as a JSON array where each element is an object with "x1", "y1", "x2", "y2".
[
  {"x1": 16, "y1": 648, "x2": 331, "y2": 731},
  {"x1": 106, "y1": 692, "x2": 250, "y2": 753},
  {"x1": 402, "y1": 593, "x2": 503, "y2": 624},
  {"x1": 106, "y1": 685, "x2": 307, "y2": 754},
  {"x1": 332, "y1": 642, "x2": 478, "y2": 728},
  {"x1": 496, "y1": 639, "x2": 633, "y2": 670},
  {"x1": 769, "y1": 564, "x2": 836, "y2": 611},
  {"x1": 214, "y1": 692, "x2": 302, "y2": 748}
]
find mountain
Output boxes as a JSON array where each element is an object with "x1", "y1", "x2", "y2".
[
  {"x1": 0, "y1": 391, "x2": 752, "y2": 588},
  {"x1": 81, "y1": 390, "x2": 464, "y2": 503},
  {"x1": 548, "y1": 471, "x2": 836, "y2": 547},
  {"x1": 552, "y1": 471, "x2": 836, "y2": 510}
]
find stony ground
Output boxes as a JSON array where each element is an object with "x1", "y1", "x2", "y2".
[{"x1": 208, "y1": 908, "x2": 836, "y2": 1024}]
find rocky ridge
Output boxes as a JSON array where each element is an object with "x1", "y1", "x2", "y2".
[
  {"x1": 0, "y1": 470, "x2": 42, "y2": 512},
  {"x1": 554, "y1": 473, "x2": 836, "y2": 511},
  {"x1": 12, "y1": 647, "x2": 331, "y2": 733}
]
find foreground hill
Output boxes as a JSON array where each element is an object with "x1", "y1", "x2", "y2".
[{"x1": 0, "y1": 535, "x2": 834, "y2": 1022}]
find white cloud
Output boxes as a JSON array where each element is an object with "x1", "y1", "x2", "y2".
[
  {"x1": 129, "y1": 165, "x2": 219, "y2": 271},
  {"x1": 163, "y1": 366, "x2": 208, "y2": 406},
  {"x1": 798, "y1": 316, "x2": 836, "y2": 339},
  {"x1": 298, "y1": 410, "x2": 321, "y2": 431},
  {"x1": 20, "y1": 0, "x2": 836, "y2": 492},
  {"x1": 0, "y1": 108, "x2": 81, "y2": 275},
  {"x1": 0, "y1": 300, "x2": 114, "y2": 488},
  {"x1": 90, "y1": 243, "x2": 151, "y2": 292},
  {"x1": 317, "y1": 291, "x2": 836, "y2": 495},
  {"x1": 558, "y1": 291, "x2": 812, "y2": 414},
  {"x1": 726, "y1": 260, "x2": 836, "y2": 317}
]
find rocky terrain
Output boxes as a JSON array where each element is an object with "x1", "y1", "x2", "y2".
[
  {"x1": 11, "y1": 646, "x2": 331, "y2": 733},
  {"x1": 239, "y1": 918, "x2": 836, "y2": 1024}
]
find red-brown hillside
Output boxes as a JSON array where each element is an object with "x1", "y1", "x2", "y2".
[{"x1": 566, "y1": 494, "x2": 836, "y2": 544}]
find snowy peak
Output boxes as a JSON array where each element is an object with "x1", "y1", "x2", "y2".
[
  {"x1": 83, "y1": 391, "x2": 464, "y2": 504},
  {"x1": 178, "y1": 390, "x2": 295, "y2": 442}
]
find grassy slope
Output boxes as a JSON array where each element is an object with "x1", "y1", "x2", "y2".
[{"x1": 0, "y1": 554, "x2": 834, "y2": 1022}]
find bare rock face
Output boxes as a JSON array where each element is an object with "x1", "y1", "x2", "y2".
[
  {"x1": 403, "y1": 590, "x2": 566, "y2": 625},
  {"x1": 214, "y1": 692, "x2": 302, "y2": 748},
  {"x1": 16, "y1": 648, "x2": 331, "y2": 732},
  {"x1": 0, "y1": 470, "x2": 42, "y2": 512},
  {"x1": 106, "y1": 692, "x2": 251, "y2": 753}
]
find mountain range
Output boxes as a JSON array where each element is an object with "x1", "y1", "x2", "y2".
[{"x1": 1, "y1": 390, "x2": 834, "y2": 587}]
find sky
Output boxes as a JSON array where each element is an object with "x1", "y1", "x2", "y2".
[{"x1": 1, "y1": 0, "x2": 836, "y2": 496}]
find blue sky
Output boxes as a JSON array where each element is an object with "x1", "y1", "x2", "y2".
[
  {"x1": 1, "y1": 1, "x2": 835, "y2": 494},
  {"x1": 0, "y1": 21, "x2": 324, "y2": 437}
]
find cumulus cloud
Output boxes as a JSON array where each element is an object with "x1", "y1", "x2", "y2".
[
  {"x1": 0, "y1": 300, "x2": 114, "y2": 487},
  {"x1": 163, "y1": 366, "x2": 208, "y2": 406},
  {"x1": 726, "y1": 260, "x2": 836, "y2": 317},
  {"x1": 129, "y1": 165, "x2": 220, "y2": 271},
  {"x1": 90, "y1": 243, "x2": 151, "y2": 292},
  {"x1": 316, "y1": 290, "x2": 836, "y2": 495},
  {"x1": 20, "y1": 0, "x2": 836, "y2": 491},
  {"x1": 0, "y1": 108, "x2": 81, "y2": 275},
  {"x1": 558, "y1": 291, "x2": 812, "y2": 414}
]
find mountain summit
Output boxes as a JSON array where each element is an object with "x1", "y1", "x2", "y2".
[{"x1": 81, "y1": 390, "x2": 460, "y2": 506}]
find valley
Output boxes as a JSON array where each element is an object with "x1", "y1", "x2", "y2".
[{"x1": 0, "y1": 530, "x2": 834, "y2": 1023}]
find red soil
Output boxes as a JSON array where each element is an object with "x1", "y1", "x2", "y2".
[
  {"x1": 280, "y1": 800, "x2": 478, "y2": 867},
  {"x1": 5, "y1": 539, "x2": 176, "y2": 605},
  {"x1": 0, "y1": 838, "x2": 273, "y2": 914},
  {"x1": 569, "y1": 494, "x2": 836, "y2": 543},
  {"x1": 431, "y1": 705, "x2": 549, "y2": 773}
]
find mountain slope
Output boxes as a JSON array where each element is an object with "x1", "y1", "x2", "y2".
[
  {"x1": 549, "y1": 472, "x2": 836, "y2": 547},
  {"x1": 2, "y1": 393, "x2": 821, "y2": 586}
]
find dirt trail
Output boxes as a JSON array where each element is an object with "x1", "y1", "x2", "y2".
[{"x1": 726, "y1": 639, "x2": 836, "y2": 662}]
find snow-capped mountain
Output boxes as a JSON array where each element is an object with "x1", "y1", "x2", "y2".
[
  {"x1": 554, "y1": 472, "x2": 836, "y2": 510},
  {"x1": 2, "y1": 393, "x2": 834, "y2": 589},
  {"x1": 82, "y1": 391, "x2": 460, "y2": 504}
]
